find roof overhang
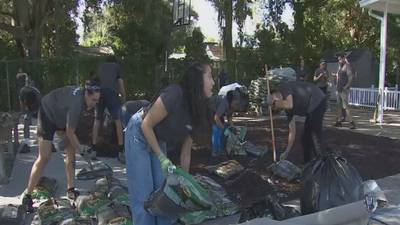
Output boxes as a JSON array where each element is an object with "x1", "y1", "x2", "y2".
[{"x1": 360, "y1": 0, "x2": 400, "y2": 14}]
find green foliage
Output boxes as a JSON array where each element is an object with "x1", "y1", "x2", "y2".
[{"x1": 184, "y1": 28, "x2": 210, "y2": 62}]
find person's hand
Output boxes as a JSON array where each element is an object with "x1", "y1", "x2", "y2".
[
  {"x1": 158, "y1": 153, "x2": 175, "y2": 175},
  {"x1": 280, "y1": 150, "x2": 290, "y2": 161}
]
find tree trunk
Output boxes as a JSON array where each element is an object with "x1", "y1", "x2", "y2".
[{"x1": 223, "y1": 0, "x2": 235, "y2": 81}]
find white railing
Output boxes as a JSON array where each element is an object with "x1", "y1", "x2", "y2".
[{"x1": 348, "y1": 86, "x2": 400, "y2": 110}]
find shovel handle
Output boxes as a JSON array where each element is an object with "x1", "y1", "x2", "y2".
[{"x1": 265, "y1": 64, "x2": 277, "y2": 162}]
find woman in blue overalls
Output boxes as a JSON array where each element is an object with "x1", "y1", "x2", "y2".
[{"x1": 124, "y1": 62, "x2": 215, "y2": 225}]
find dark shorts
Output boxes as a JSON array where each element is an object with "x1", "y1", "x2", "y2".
[
  {"x1": 96, "y1": 88, "x2": 121, "y2": 120},
  {"x1": 37, "y1": 106, "x2": 64, "y2": 141}
]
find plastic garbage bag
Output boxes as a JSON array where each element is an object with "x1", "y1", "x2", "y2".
[
  {"x1": 356, "y1": 180, "x2": 388, "y2": 209},
  {"x1": 268, "y1": 160, "x2": 302, "y2": 181},
  {"x1": 93, "y1": 177, "x2": 123, "y2": 196},
  {"x1": 300, "y1": 152, "x2": 363, "y2": 215},
  {"x1": 37, "y1": 198, "x2": 76, "y2": 225},
  {"x1": 243, "y1": 142, "x2": 268, "y2": 157},
  {"x1": 108, "y1": 185, "x2": 130, "y2": 205},
  {"x1": 0, "y1": 204, "x2": 25, "y2": 225},
  {"x1": 368, "y1": 206, "x2": 400, "y2": 225},
  {"x1": 212, "y1": 160, "x2": 245, "y2": 179},
  {"x1": 77, "y1": 161, "x2": 113, "y2": 180},
  {"x1": 180, "y1": 175, "x2": 240, "y2": 224},
  {"x1": 58, "y1": 217, "x2": 94, "y2": 225},
  {"x1": 266, "y1": 195, "x2": 301, "y2": 221},
  {"x1": 32, "y1": 176, "x2": 58, "y2": 200},
  {"x1": 144, "y1": 168, "x2": 213, "y2": 218},
  {"x1": 96, "y1": 203, "x2": 132, "y2": 225},
  {"x1": 225, "y1": 127, "x2": 247, "y2": 156},
  {"x1": 76, "y1": 194, "x2": 112, "y2": 218}
]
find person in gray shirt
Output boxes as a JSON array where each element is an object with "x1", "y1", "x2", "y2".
[
  {"x1": 313, "y1": 60, "x2": 329, "y2": 93},
  {"x1": 266, "y1": 81, "x2": 326, "y2": 163},
  {"x1": 22, "y1": 78, "x2": 101, "y2": 212},
  {"x1": 93, "y1": 56, "x2": 126, "y2": 160}
]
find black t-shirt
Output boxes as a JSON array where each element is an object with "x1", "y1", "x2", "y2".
[
  {"x1": 279, "y1": 81, "x2": 325, "y2": 121},
  {"x1": 153, "y1": 84, "x2": 193, "y2": 146}
]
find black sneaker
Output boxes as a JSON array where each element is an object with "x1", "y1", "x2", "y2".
[
  {"x1": 349, "y1": 121, "x2": 356, "y2": 129},
  {"x1": 334, "y1": 121, "x2": 342, "y2": 127},
  {"x1": 67, "y1": 188, "x2": 80, "y2": 200},
  {"x1": 21, "y1": 194, "x2": 34, "y2": 213}
]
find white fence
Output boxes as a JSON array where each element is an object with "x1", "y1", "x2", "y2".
[{"x1": 348, "y1": 86, "x2": 400, "y2": 110}]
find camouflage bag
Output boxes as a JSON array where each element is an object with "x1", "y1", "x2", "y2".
[
  {"x1": 58, "y1": 217, "x2": 94, "y2": 225},
  {"x1": 108, "y1": 185, "x2": 130, "y2": 206},
  {"x1": 37, "y1": 198, "x2": 76, "y2": 225},
  {"x1": 76, "y1": 194, "x2": 111, "y2": 218},
  {"x1": 32, "y1": 176, "x2": 58, "y2": 200},
  {"x1": 93, "y1": 177, "x2": 122, "y2": 196},
  {"x1": 96, "y1": 202, "x2": 132, "y2": 225}
]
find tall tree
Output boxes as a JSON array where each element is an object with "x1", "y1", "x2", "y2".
[{"x1": 0, "y1": 0, "x2": 78, "y2": 58}]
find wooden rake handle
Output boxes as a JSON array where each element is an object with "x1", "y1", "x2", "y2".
[{"x1": 265, "y1": 64, "x2": 277, "y2": 162}]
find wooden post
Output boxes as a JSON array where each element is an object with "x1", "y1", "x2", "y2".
[{"x1": 265, "y1": 64, "x2": 276, "y2": 162}]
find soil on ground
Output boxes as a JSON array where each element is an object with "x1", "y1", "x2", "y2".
[{"x1": 168, "y1": 116, "x2": 400, "y2": 221}]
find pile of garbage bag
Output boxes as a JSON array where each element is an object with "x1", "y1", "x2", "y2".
[
  {"x1": 144, "y1": 167, "x2": 213, "y2": 219},
  {"x1": 0, "y1": 204, "x2": 25, "y2": 225}
]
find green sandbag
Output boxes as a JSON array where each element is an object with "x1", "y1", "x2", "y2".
[
  {"x1": 180, "y1": 175, "x2": 239, "y2": 224},
  {"x1": 144, "y1": 168, "x2": 213, "y2": 218},
  {"x1": 76, "y1": 194, "x2": 111, "y2": 218},
  {"x1": 93, "y1": 177, "x2": 123, "y2": 196},
  {"x1": 108, "y1": 185, "x2": 130, "y2": 205},
  {"x1": 108, "y1": 217, "x2": 133, "y2": 225},
  {"x1": 37, "y1": 198, "x2": 76, "y2": 225},
  {"x1": 224, "y1": 127, "x2": 247, "y2": 156},
  {"x1": 32, "y1": 176, "x2": 58, "y2": 200},
  {"x1": 58, "y1": 217, "x2": 93, "y2": 225}
]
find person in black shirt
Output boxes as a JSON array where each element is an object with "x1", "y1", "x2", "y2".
[
  {"x1": 266, "y1": 81, "x2": 326, "y2": 163},
  {"x1": 124, "y1": 62, "x2": 215, "y2": 225}
]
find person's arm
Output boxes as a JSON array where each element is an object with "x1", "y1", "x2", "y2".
[
  {"x1": 280, "y1": 117, "x2": 296, "y2": 160},
  {"x1": 214, "y1": 114, "x2": 225, "y2": 129},
  {"x1": 273, "y1": 94, "x2": 293, "y2": 110},
  {"x1": 180, "y1": 135, "x2": 193, "y2": 172},
  {"x1": 343, "y1": 65, "x2": 353, "y2": 90},
  {"x1": 117, "y1": 78, "x2": 126, "y2": 103},
  {"x1": 141, "y1": 97, "x2": 168, "y2": 156}
]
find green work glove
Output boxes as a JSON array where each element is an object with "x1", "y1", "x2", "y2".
[{"x1": 158, "y1": 153, "x2": 175, "y2": 175}]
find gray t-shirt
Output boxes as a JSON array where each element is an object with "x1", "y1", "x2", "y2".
[
  {"x1": 337, "y1": 63, "x2": 353, "y2": 92},
  {"x1": 41, "y1": 86, "x2": 85, "y2": 129},
  {"x1": 314, "y1": 68, "x2": 328, "y2": 88},
  {"x1": 279, "y1": 81, "x2": 325, "y2": 121},
  {"x1": 99, "y1": 62, "x2": 121, "y2": 93},
  {"x1": 153, "y1": 84, "x2": 193, "y2": 146}
]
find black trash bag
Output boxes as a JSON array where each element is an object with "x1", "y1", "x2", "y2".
[
  {"x1": 266, "y1": 195, "x2": 301, "y2": 221},
  {"x1": 77, "y1": 161, "x2": 113, "y2": 180},
  {"x1": 96, "y1": 202, "x2": 132, "y2": 225},
  {"x1": 368, "y1": 206, "x2": 400, "y2": 225},
  {"x1": 92, "y1": 177, "x2": 123, "y2": 196},
  {"x1": 0, "y1": 204, "x2": 25, "y2": 225},
  {"x1": 300, "y1": 152, "x2": 363, "y2": 215}
]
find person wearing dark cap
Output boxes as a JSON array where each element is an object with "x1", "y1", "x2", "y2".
[
  {"x1": 21, "y1": 78, "x2": 101, "y2": 212},
  {"x1": 332, "y1": 52, "x2": 356, "y2": 129},
  {"x1": 313, "y1": 60, "x2": 329, "y2": 93}
]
